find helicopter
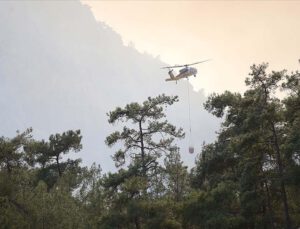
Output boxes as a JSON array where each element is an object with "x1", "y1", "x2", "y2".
[{"x1": 161, "y1": 59, "x2": 210, "y2": 83}]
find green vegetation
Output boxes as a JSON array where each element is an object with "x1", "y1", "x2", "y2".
[{"x1": 0, "y1": 64, "x2": 299, "y2": 228}]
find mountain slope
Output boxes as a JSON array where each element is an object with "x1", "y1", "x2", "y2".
[{"x1": 0, "y1": 1, "x2": 219, "y2": 171}]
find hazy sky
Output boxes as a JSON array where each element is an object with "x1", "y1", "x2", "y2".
[{"x1": 82, "y1": 1, "x2": 300, "y2": 94}]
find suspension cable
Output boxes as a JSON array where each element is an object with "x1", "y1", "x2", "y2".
[{"x1": 187, "y1": 80, "x2": 193, "y2": 150}]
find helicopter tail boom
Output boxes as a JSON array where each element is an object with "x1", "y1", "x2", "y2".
[{"x1": 165, "y1": 78, "x2": 175, "y2": 81}]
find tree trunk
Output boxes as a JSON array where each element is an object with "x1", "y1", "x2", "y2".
[
  {"x1": 271, "y1": 122, "x2": 292, "y2": 229},
  {"x1": 56, "y1": 155, "x2": 62, "y2": 177},
  {"x1": 260, "y1": 182, "x2": 267, "y2": 229},
  {"x1": 139, "y1": 120, "x2": 146, "y2": 177},
  {"x1": 134, "y1": 216, "x2": 141, "y2": 229},
  {"x1": 264, "y1": 180, "x2": 275, "y2": 229},
  {"x1": 6, "y1": 160, "x2": 12, "y2": 173},
  {"x1": 139, "y1": 120, "x2": 147, "y2": 197}
]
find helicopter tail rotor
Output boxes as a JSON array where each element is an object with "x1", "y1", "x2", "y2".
[{"x1": 168, "y1": 69, "x2": 175, "y2": 79}]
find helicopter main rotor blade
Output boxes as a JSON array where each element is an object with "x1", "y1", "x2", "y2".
[
  {"x1": 161, "y1": 59, "x2": 211, "y2": 69},
  {"x1": 161, "y1": 65, "x2": 185, "y2": 69},
  {"x1": 188, "y1": 59, "x2": 211, "y2": 66}
]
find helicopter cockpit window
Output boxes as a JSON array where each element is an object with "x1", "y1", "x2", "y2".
[{"x1": 179, "y1": 68, "x2": 188, "y2": 74}]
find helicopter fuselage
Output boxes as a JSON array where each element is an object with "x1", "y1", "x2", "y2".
[{"x1": 165, "y1": 67, "x2": 197, "y2": 82}]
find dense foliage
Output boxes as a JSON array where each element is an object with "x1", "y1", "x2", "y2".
[{"x1": 0, "y1": 64, "x2": 299, "y2": 228}]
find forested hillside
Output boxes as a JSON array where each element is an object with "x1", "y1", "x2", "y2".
[{"x1": 1, "y1": 64, "x2": 299, "y2": 228}]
